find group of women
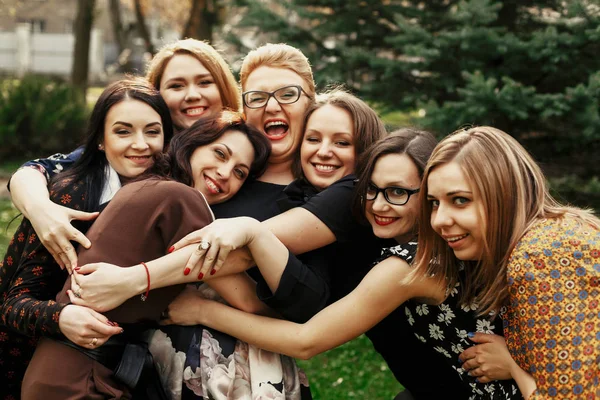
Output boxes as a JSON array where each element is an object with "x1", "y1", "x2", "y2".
[{"x1": 0, "y1": 37, "x2": 598, "y2": 400}]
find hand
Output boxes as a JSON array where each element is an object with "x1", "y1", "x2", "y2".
[
  {"x1": 69, "y1": 262, "x2": 143, "y2": 312},
  {"x1": 459, "y1": 333, "x2": 517, "y2": 383},
  {"x1": 174, "y1": 217, "x2": 260, "y2": 280},
  {"x1": 159, "y1": 285, "x2": 211, "y2": 326},
  {"x1": 58, "y1": 304, "x2": 123, "y2": 348},
  {"x1": 27, "y1": 200, "x2": 98, "y2": 272}
]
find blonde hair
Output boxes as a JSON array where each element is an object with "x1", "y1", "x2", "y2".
[
  {"x1": 414, "y1": 126, "x2": 599, "y2": 315},
  {"x1": 239, "y1": 43, "x2": 316, "y2": 97},
  {"x1": 145, "y1": 39, "x2": 240, "y2": 112}
]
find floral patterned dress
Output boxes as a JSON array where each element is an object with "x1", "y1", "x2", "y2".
[
  {"x1": 381, "y1": 243, "x2": 521, "y2": 399},
  {"x1": 0, "y1": 179, "x2": 88, "y2": 400},
  {"x1": 150, "y1": 285, "x2": 310, "y2": 400}
]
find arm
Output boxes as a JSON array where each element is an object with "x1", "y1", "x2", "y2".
[
  {"x1": 0, "y1": 217, "x2": 121, "y2": 347},
  {"x1": 459, "y1": 333, "x2": 537, "y2": 398},
  {"x1": 10, "y1": 158, "x2": 98, "y2": 271},
  {"x1": 163, "y1": 256, "x2": 444, "y2": 359}
]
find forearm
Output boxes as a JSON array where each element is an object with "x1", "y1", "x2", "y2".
[
  {"x1": 247, "y1": 224, "x2": 291, "y2": 293},
  {"x1": 9, "y1": 167, "x2": 50, "y2": 217},
  {"x1": 510, "y1": 364, "x2": 537, "y2": 399},
  {"x1": 125, "y1": 245, "x2": 254, "y2": 296},
  {"x1": 207, "y1": 273, "x2": 272, "y2": 315},
  {"x1": 1, "y1": 295, "x2": 66, "y2": 338}
]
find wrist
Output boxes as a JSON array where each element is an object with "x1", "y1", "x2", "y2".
[{"x1": 130, "y1": 264, "x2": 150, "y2": 295}]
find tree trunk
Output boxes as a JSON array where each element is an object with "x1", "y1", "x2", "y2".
[
  {"x1": 108, "y1": 0, "x2": 133, "y2": 72},
  {"x1": 71, "y1": 0, "x2": 96, "y2": 97},
  {"x1": 182, "y1": 0, "x2": 216, "y2": 41},
  {"x1": 133, "y1": 0, "x2": 155, "y2": 55}
]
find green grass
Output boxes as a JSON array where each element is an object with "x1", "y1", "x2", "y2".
[{"x1": 298, "y1": 334, "x2": 402, "y2": 399}]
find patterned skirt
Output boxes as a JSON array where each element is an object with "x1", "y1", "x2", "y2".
[{"x1": 148, "y1": 285, "x2": 312, "y2": 400}]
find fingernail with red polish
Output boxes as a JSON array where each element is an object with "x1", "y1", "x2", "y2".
[
  {"x1": 74, "y1": 266, "x2": 81, "y2": 271},
  {"x1": 183, "y1": 268, "x2": 190, "y2": 276},
  {"x1": 168, "y1": 246, "x2": 175, "y2": 254},
  {"x1": 198, "y1": 272, "x2": 204, "y2": 280},
  {"x1": 210, "y1": 269, "x2": 216, "y2": 276}
]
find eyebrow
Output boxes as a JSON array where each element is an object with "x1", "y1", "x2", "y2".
[
  {"x1": 219, "y1": 143, "x2": 250, "y2": 170},
  {"x1": 427, "y1": 190, "x2": 472, "y2": 198},
  {"x1": 165, "y1": 73, "x2": 212, "y2": 82},
  {"x1": 112, "y1": 121, "x2": 162, "y2": 128}
]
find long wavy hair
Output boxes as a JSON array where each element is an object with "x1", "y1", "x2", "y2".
[
  {"x1": 413, "y1": 126, "x2": 599, "y2": 315},
  {"x1": 50, "y1": 78, "x2": 173, "y2": 212}
]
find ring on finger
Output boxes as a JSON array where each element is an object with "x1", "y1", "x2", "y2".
[
  {"x1": 89, "y1": 337, "x2": 98, "y2": 347},
  {"x1": 199, "y1": 240, "x2": 211, "y2": 251},
  {"x1": 73, "y1": 289, "x2": 82, "y2": 298}
]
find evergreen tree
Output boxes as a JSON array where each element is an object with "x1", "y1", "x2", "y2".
[{"x1": 228, "y1": 0, "x2": 600, "y2": 166}]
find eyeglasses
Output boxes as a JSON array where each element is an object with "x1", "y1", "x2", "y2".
[
  {"x1": 365, "y1": 182, "x2": 420, "y2": 206},
  {"x1": 242, "y1": 85, "x2": 311, "y2": 109}
]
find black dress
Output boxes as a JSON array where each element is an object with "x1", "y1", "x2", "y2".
[{"x1": 375, "y1": 243, "x2": 521, "y2": 399}]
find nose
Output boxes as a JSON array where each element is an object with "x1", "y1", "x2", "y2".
[
  {"x1": 431, "y1": 203, "x2": 452, "y2": 231},
  {"x1": 264, "y1": 95, "x2": 282, "y2": 113},
  {"x1": 370, "y1": 192, "x2": 390, "y2": 213},
  {"x1": 131, "y1": 132, "x2": 150, "y2": 150},
  {"x1": 185, "y1": 85, "x2": 201, "y2": 101},
  {"x1": 216, "y1": 162, "x2": 233, "y2": 181},
  {"x1": 316, "y1": 141, "x2": 333, "y2": 159}
]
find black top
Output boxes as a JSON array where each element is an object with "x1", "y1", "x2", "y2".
[
  {"x1": 211, "y1": 178, "x2": 285, "y2": 221},
  {"x1": 371, "y1": 244, "x2": 519, "y2": 399}
]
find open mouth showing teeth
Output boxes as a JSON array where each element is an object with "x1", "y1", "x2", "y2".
[
  {"x1": 447, "y1": 234, "x2": 468, "y2": 242},
  {"x1": 313, "y1": 164, "x2": 340, "y2": 172},
  {"x1": 374, "y1": 215, "x2": 398, "y2": 224},
  {"x1": 184, "y1": 107, "x2": 206, "y2": 116},
  {"x1": 204, "y1": 175, "x2": 222, "y2": 194},
  {"x1": 264, "y1": 121, "x2": 289, "y2": 139}
]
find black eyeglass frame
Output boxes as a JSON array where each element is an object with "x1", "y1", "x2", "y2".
[
  {"x1": 365, "y1": 182, "x2": 420, "y2": 206},
  {"x1": 242, "y1": 85, "x2": 311, "y2": 109}
]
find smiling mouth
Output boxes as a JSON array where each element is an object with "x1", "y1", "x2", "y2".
[
  {"x1": 312, "y1": 163, "x2": 340, "y2": 173},
  {"x1": 373, "y1": 215, "x2": 399, "y2": 226},
  {"x1": 126, "y1": 156, "x2": 152, "y2": 165},
  {"x1": 183, "y1": 107, "x2": 207, "y2": 117},
  {"x1": 445, "y1": 234, "x2": 469, "y2": 242},
  {"x1": 264, "y1": 121, "x2": 289, "y2": 140},
  {"x1": 204, "y1": 175, "x2": 222, "y2": 194}
]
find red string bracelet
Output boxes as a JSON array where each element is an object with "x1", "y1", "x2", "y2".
[{"x1": 140, "y1": 262, "x2": 150, "y2": 301}]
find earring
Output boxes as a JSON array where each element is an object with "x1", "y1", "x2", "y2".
[{"x1": 98, "y1": 144, "x2": 104, "y2": 151}]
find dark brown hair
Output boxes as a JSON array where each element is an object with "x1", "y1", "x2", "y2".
[
  {"x1": 147, "y1": 110, "x2": 271, "y2": 184},
  {"x1": 352, "y1": 128, "x2": 438, "y2": 222},
  {"x1": 50, "y1": 77, "x2": 173, "y2": 212}
]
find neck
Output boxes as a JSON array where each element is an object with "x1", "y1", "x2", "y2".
[
  {"x1": 258, "y1": 159, "x2": 295, "y2": 185},
  {"x1": 394, "y1": 232, "x2": 417, "y2": 245}
]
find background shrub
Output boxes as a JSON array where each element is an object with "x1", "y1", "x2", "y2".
[{"x1": 0, "y1": 75, "x2": 88, "y2": 160}]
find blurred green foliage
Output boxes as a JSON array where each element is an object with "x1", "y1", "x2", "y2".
[
  {"x1": 0, "y1": 75, "x2": 88, "y2": 161},
  {"x1": 229, "y1": 0, "x2": 599, "y2": 185}
]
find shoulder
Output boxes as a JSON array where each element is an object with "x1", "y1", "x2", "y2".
[{"x1": 378, "y1": 242, "x2": 418, "y2": 265}]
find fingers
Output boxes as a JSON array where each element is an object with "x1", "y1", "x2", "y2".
[
  {"x1": 67, "y1": 290, "x2": 86, "y2": 306},
  {"x1": 69, "y1": 209, "x2": 99, "y2": 223},
  {"x1": 85, "y1": 308, "x2": 123, "y2": 336},
  {"x1": 73, "y1": 263, "x2": 99, "y2": 276},
  {"x1": 468, "y1": 332, "x2": 497, "y2": 344},
  {"x1": 184, "y1": 247, "x2": 207, "y2": 278},
  {"x1": 200, "y1": 244, "x2": 220, "y2": 279},
  {"x1": 173, "y1": 230, "x2": 204, "y2": 252}
]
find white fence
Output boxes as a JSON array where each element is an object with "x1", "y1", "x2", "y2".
[{"x1": 0, "y1": 23, "x2": 104, "y2": 80}]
